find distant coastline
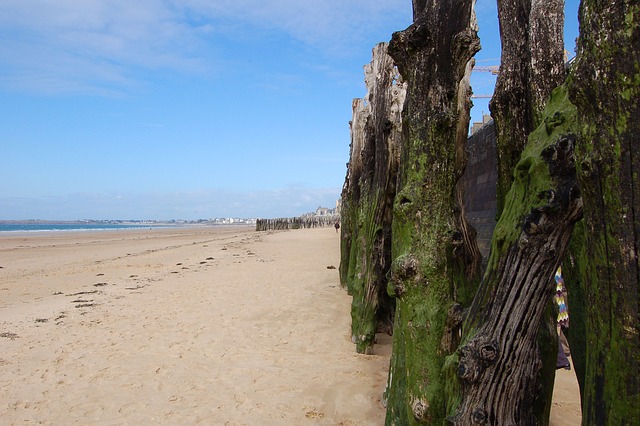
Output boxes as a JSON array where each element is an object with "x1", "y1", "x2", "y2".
[{"x1": 0, "y1": 218, "x2": 257, "y2": 233}]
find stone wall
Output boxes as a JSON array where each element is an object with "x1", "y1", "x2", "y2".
[{"x1": 461, "y1": 120, "x2": 498, "y2": 260}]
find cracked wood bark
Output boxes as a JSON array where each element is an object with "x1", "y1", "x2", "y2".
[
  {"x1": 342, "y1": 43, "x2": 406, "y2": 354},
  {"x1": 452, "y1": 86, "x2": 582, "y2": 425},
  {"x1": 490, "y1": 0, "x2": 565, "y2": 215},
  {"x1": 453, "y1": 1, "x2": 566, "y2": 423},
  {"x1": 383, "y1": 0, "x2": 479, "y2": 422},
  {"x1": 568, "y1": 0, "x2": 640, "y2": 422}
]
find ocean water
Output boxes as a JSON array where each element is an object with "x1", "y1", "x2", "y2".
[{"x1": 0, "y1": 222, "x2": 170, "y2": 233}]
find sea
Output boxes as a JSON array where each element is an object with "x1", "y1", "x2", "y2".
[{"x1": 0, "y1": 222, "x2": 176, "y2": 233}]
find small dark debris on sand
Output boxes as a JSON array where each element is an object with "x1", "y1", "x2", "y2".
[
  {"x1": 72, "y1": 299, "x2": 94, "y2": 303},
  {"x1": 206, "y1": 257, "x2": 214, "y2": 260},
  {"x1": 75, "y1": 303, "x2": 96, "y2": 308},
  {"x1": 1, "y1": 332, "x2": 19, "y2": 340},
  {"x1": 53, "y1": 291, "x2": 64, "y2": 296},
  {"x1": 67, "y1": 290, "x2": 98, "y2": 297},
  {"x1": 96, "y1": 273, "x2": 105, "y2": 276},
  {"x1": 125, "y1": 285, "x2": 145, "y2": 290},
  {"x1": 35, "y1": 318, "x2": 49, "y2": 323},
  {"x1": 199, "y1": 261, "x2": 207, "y2": 264},
  {"x1": 94, "y1": 282, "x2": 108, "y2": 287},
  {"x1": 176, "y1": 263, "x2": 183, "y2": 266},
  {"x1": 326, "y1": 265, "x2": 336, "y2": 269}
]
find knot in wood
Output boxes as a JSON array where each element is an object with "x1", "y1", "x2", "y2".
[
  {"x1": 392, "y1": 254, "x2": 418, "y2": 281},
  {"x1": 412, "y1": 399, "x2": 431, "y2": 422},
  {"x1": 457, "y1": 357, "x2": 481, "y2": 383},
  {"x1": 392, "y1": 283, "x2": 406, "y2": 298},
  {"x1": 546, "y1": 134, "x2": 577, "y2": 178},
  {"x1": 544, "y1": 111, "x2": 566, "y2": 135},
  {"x1": 451, "y1": 230, "x2": 464, "y2": 246},
  {"x1": 472, "y1": 407, "x2": 488, "y2": 424},
  {"x1": 479, "y1": 343, "x2": 499, "y2": 362},
  {"x1": 523, "y1": 208, "x2": 544, "y2": 236},
  {"x1": 458, "y1": 337, "x2": 499, "y2": 383},
  {"x1": 446, "y1": 303, "x2": 464, "y2": 328},
  {"x1": 541, "y1": 144, "x2": 557, "y2": 160}
]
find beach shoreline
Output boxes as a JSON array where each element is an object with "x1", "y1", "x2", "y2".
[{"x1": 0, "y1": 226, "x2": 580, "y2": 424}]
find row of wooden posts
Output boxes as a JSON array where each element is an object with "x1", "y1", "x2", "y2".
[{"x1": 255, "y1": 215, "x2": 339, "y2": 231}]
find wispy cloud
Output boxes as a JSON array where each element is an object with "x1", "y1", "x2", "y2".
[{"x1": 0, "y1": 0, "x2": 409, "y2": 95}]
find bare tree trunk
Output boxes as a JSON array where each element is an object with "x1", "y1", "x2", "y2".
[
  {"x1": 345, "y1": 43, "x2": 406, "y2": 354},
  {"x1": 568, "y1": 0, "x2": 640, "y2": 422},
  {"x1": 383, "y1": 0, "x2": 480, "y2": 422}
]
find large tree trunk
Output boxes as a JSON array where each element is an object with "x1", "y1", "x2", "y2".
[
  {"x1": 568, "y1": 0, "x2": 640, "y2": 422},
  {"x1": 346, "y1": 43, "x2": 406, "y2": 354},
  {"x1": 383, "y1": 1, "x2": 480, "y2": 422},
  {"x1": 452, "y1": 86, "x2": 583, "y2": 425}
]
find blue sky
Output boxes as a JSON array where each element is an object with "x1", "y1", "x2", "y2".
[{"x1": 1, "y1": 1, "x2": 579, "y2": 221}]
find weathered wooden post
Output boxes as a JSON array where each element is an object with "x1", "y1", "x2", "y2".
[
  {"x1": 568, "y1": 0, "x2": 640, "y2": 422},
  {"x1": 383, "y1": 0, "x2": 480, "y2": 422},
  {"x1": 340, "y1": 43, "x2": 406, "y2": 353}
]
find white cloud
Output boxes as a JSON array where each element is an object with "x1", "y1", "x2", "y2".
[{"x1": 0, "y1": 0, "x2": 410, "y2": 95}]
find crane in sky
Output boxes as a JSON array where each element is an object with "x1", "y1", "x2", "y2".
[{"x1": 471, "y1": 64, "x2": 499, "y2": 98}]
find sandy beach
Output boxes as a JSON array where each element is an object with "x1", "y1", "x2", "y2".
[{"x1": 1, "y1": 226, "x2": 580, "y2": 425}]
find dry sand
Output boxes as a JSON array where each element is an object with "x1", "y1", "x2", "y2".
[{"x1": 0, "y1": 226, "x2": 580, "y2": 425}]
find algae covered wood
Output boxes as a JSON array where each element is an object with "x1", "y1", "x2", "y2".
[
  {"x1": 453, "y1": 1, "x2": 568, "y2": 423},
  {"x1": 451, "y1": 86, "x2": 582, "y2": 425},
  {"x1": 568, "y1": 0, "x2": 640, "y2": 422},
  {"x1": 340, "y1": 43, "x2": 406, "y2": 354},
  {"x1": 383, "y1": 0, "x2": 479, "y2": 422}
]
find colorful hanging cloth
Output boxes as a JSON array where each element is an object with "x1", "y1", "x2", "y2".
[{"x1": 554, "y1": 266, "x2": 569, "y2": 327}]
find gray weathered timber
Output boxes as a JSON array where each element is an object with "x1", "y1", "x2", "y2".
[
  {"x1": 383, "y1": 0, "x2": 479, "y2": 422},
  {"x1": 342, "y1": 43, "x2": 406, "y2": 354},
  {"x1": 339, "y1": 97, "x2": 368, "y2": 290},
  {"x1": 568, "y1": 0, "x2": 640, "y2": 422}
]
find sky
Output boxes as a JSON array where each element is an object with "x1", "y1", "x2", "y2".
[{"x1": 0, "y1": 0, "x2": 580, "y2": 221}]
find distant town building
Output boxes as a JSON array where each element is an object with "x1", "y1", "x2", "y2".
[{"x1": 315, "y1": 206, "x2": 332, "y2": 216}]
